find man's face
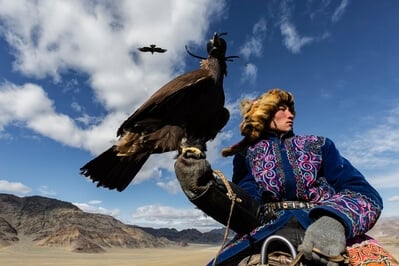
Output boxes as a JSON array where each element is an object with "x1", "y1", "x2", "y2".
[{"x1": 269, "y1": 105, "x2": 295, "y2": 133}]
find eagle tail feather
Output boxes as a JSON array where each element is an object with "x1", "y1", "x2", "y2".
[{"x1": 80, "y1": 146, "x2": 150, "y2": 192}]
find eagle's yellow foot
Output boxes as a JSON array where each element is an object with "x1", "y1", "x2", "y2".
[{"x1": 180, "y1": 146, "x2": 205, "y2": 159}]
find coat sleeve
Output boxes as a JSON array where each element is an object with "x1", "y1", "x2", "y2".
[
  {"x1": 232, "y1": 153, "x2": 262, "y2": 203},
  {"x1": 309, "y1": 138, "x2": 383, "y2": 239}
]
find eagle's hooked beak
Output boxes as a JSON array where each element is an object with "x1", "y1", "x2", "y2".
[
  {"x1": 207, "y1": 32, "x2": 227, "y2": 57},
  {"x1": 212, "y1": 33, "x2": 220, "y2": 45}
]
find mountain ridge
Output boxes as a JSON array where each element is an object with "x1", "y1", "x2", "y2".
[
  {"x1": 0, "y1": 193, "x2": 173, "y2": 252},
  {"x1": 0, "y1": 193, "x2": 397, "y2": 253}
]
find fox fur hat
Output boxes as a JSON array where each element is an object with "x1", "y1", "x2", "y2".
[
  {"x1": 239, "y1": 88, "x2": 295, "y2": 141},
  {"x1": 221, "y1": 88, "x2": 295, "y2": 157}
]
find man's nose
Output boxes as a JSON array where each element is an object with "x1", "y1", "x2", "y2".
[{"x1": 285, "y1": 109, "x2": 294, "y2": 117}]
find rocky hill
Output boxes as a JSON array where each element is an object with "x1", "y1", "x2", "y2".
[
  {"x1": 1, "y1": 193, "x2": 396, "y2": 254},
  {"x1": 0, "y1": 193, "x2": 171, "y2": 252},
  {"x1": 136, "y1": 226, "x2": 227, "y2": 244}
]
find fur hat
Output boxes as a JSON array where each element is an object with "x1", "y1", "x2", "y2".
[
  {"x1": 221, "y1": 88, "x2": 295, "y2": 157},
  {"x1": 239, "y1": 88, "x2": 295, "y2": 141}
]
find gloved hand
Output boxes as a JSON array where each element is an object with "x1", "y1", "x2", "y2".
[
  {"x1": 298, "y1": 216, "x2": 346, "y2": 266},
  {"x1": 174, "y1": 149, "x2": 215, "y2": 199},
  {"x1": 175, "y1": 149, "x2": 262, "y2": 235}
]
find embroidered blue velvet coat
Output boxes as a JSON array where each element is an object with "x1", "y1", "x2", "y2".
[{"x1": 207, "y1": 132, "x2": 383, "y2": 265}]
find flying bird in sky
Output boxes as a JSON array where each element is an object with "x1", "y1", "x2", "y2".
[
  {"x1": 80, "y1": 33, "x2": 236, "y2": 192},
  {"x1": 138, "y1": 44, "x2": 167, "y2": 54}
]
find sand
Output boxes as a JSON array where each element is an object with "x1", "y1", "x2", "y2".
[
  {"x1": 0, "y1": 237, "x2": 220, "y2": 266},
  {"x1": 1, "y1": 238, "x2": 398, "y2": 266}
]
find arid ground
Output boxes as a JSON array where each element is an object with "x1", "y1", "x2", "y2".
[
  {"x1": 0, "y1": 236, "x2": 220, "y2": 266},
  {"x1": 1, "y1": 236, "x2": 398, "y2": 266}
]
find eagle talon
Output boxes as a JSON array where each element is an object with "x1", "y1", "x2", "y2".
[{"x1": 181, "y1": 146, "x2": 205, "y2": 159}]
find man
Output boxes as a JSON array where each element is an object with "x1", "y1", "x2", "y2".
[{"x1": 175, "y1": 88, "x2": 383, "y2": 265}]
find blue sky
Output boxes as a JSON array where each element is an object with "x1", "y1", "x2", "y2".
[{"x1": 0, "y1": 0, "x2": 398, "y2": 232}]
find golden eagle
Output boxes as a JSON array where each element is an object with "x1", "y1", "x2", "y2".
[
  {"x1": 80, "y1": 33, "x2": 236, "y2": 192},
  {"x1": 138, "y1": 44, "x2": 167, "y2": 54}
]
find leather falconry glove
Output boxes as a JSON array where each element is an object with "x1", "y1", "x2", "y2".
[
  {"x1": 298, "y1": 216, "x2": 346, "y2": 266},
  {"x1": 174, "y1": 145, "x2": 261, "y2": 235},
  {"x1": 174, "y1": 149, "x2": 214, "y2": 198}
]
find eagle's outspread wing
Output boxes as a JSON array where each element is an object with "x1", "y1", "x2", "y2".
[
  {"x1": 81, "y1": 33, "x2": 231, "y2": 191},
  {"x1": 153, "y1": 47, "x2": 167, "y2": 53}
]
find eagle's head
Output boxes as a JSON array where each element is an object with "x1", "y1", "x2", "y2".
[{"x1": 207, "y1": 33, "x2": 227, "y2": 59}]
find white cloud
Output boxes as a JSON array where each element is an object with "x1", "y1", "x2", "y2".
[
  {"x1": 0, "y1": 0, "x2": 226, "y2": 118},
  {"x1": 278, "y1": 1, "x2": 314, "y2": 54},
  {"x1": 75, "y1": 113, "x2": 100, "y2": 126},
  {"x1": 88, "y1": 200, "x2": 102, "y2": 205},
  {"x1": 277, "y1": 1, "x2": 332, "y2": 54},
  {"x1": 73, "y1": 200, "x2": 120, "y2": 217},
  {"x1": 340, "y1": 107, "x2": 399, "y2": 171},
  {"x1": 0, "y1": 82, "x2": 89, "y2": 148},
  {"x1": 38, "y1": 185, "x2": 56, "y2": 196},
  {"x1": 365, "y1": 171, "x2": 399, "y2": 190},
  {"x1": 132, "y1": 153, "x2": 172, "y2": 184},
  {"x1": 241, "y1": 63, "x2": 258, "y2": 84},
  {"x1": 131, "y1": 204, "x2": 220, "y2": 231},
  {"x1": 0, "y1": 0, "x2": 228, "y2": 183},
  {"x1": 0, "y1": 83, "x2": 52, "y2": 128},
  {"x1": 239, "y1": 18, "x2": 266, "y2": 83},
  {"x1": 73, "y1": 200, "x2": 221, "y2": 232},
  {"x1": 70, "y1": 102, "x2": 82, "y2": 113},
  {"x1": 337, "y1": 105, "x2": 399, "y2": 190},
  {"x1": 0, "y1": 179, "x2": 32, "y2": 195},
  {"x1": 280, "y1": 21, "x2": 314, "y2": 54},
  {"x1": 0, "y1": 131, "x2": 13, "y2": 140},
  {"x1": 331, "y1": 0, "x2": 349, "y2": 23},
  {"x1": 239, "y1": 18, "x2": 267, "y2": 59},
  {"x1": 387, "y1": 196, "x2": 399, "y2": 202},
  {"x1": 0, "y1": 0, "x2": 225, "y2": 112},
  {"x1": 156, "y1": 179, "x2": 181, "y2": 195}
]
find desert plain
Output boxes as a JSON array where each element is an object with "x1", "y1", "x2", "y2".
[
  {"x1": 0, "y1": 235, "x2": 221, "y2": 266},
  {"x1": 0, "y1": 235, "x2": 398, "y2": 266}
]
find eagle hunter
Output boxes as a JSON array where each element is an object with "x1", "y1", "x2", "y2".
[{"x1": 80, "y1": 33, "x2": 235, "y2": 192}]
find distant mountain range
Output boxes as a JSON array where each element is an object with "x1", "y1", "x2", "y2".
[
  {"x1": 0, "y1": 193, "x2": 225, "y2": 252},
  {"x1": 137, "y1": 226, "x2": 227, "y2": 244},
  {"x1": 0, "y1": 193, "x2": 397, "y2": 253},
  {"x1": 368, "y1": 215, "x2": 399, "y2": 244}
]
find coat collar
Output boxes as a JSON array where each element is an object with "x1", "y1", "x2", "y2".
[{"x1": 262, "y1": 130, "x2": 294, "y2": 140}]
